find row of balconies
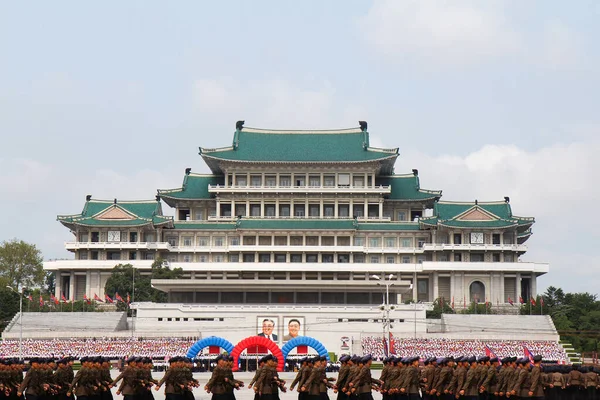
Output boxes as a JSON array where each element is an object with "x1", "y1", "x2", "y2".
[
  {"x1": 64, "y1": 241, "x2": 527, "y2": 253},
  {"x1": 208, "y1": 184, "x2": 391, "y2": 194}
]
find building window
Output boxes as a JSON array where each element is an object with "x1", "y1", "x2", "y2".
[
  {"x1": 183, "y1": 236, "x2": 193, "y2": 247},
  {"x1": 290, "y1": 254, "x2": 302, "y2": 263},
  {"x1": 338, "y1": 173, "x2": 350, "y2": 186},
  {"x1": 492, "y1": 234, "x2": 501, "y2": 245},
  {"x1": 183, "y1": 255, "x2": 192, "y2": 262},
  {"x1": 471, "y1": 253, "x2": 484, "y2": 262},
  {"x1": 167, "y1": 255, "x2": 177, "y2": 262},
  {"x1": 402, "y1": 256, "x2": 411, "y2": 263},
  {"x1": 492, "y1": 253, "x2": 500, "y2": 262},
  {"x1": 417, "y1": 238, "x2": 426, "y2": 248},
  {"x1": 79, "y1": 251, "x2": 88, "y2": 260},
  {"x1": 167, "y1": 236, "x2": 177, "y2": 246},
  {"x1": 369, "y1": 237, "x2": 380, "y2": 247},
  {"x1": 470, "y1": 281, "x2": 485, "y2": 303},
  {"x1": 279, "y1": 204, "x2": 290, "y2": 217},
  {"x1": 338, "y1": 204, "x2": 349, "y2": 217},
  {"x1": 290, "y1": 236, "x2": 302, "y2": 246},
  {"x1": 309, "y1": 176, "x2": 320, "y2": 187},
  {"x1": 274, "y1": 254, "x2": 286, "y2": 263},
  {"x1": 453, "y1": 234, "x2": 462, "y2": 245},
  {"x1": 454, "y1": 253, "x2": 462, "y2": 262},
  {"x1": 280, "y1": 176, "x2": 291, "y2": 187},
  {"x1": 324, "y1": 204, "x2": 335, "y2": 217},
  {"x1": 264, "y1": 204, "x2": 276, "y2": 217},
  {"x1": 243, "y1": 254, "x2": 255, "y2": 262},
  {"x1": 306, "y1": 254, "x2": 318, "y2": 263},
  {"x1": 321, "y1": 236, "x2": 334, "y2": 246},
  {"x1": 235, "y1": 205, "x2": 246, "y2": 217},
  {"x1": 129, "y1": 251, "x2": 137, "y2": 260},
  {"x1": 213, "y1": 254, "x2": 224, "y2": 262},
  {"x1": 250, "y1": 204, "x2": 261, "y2": 216},
  {"x1": 417, "y1": 256, "x2": 425, "y2": 264},
  {"x1": 107, "y1": 251, "x2": 121, "y2": 260},
  {"x1": 265, "y1": 176, "x2": 276, "y2": 187},
  {"x1": 294, "y1": 204, "x2": 305, "y2": 217},
  {"x1": 354, "y1": 254, "x2": 365, "y2": 263},
  {"x1": 197, "y1": 237, "x2": 209, "y2": 247},
  {"x1": 353, "y1": 176, "x2": 364, "y2": 187},
  {"x1": 353, "y1": 205, "x2": 364, "y2": 218},
  {"x1": 229, "y1": 236, "x2": 240, "y2": 246},
  {"x1": 198, "y1": 254, "x2": 208, "y2": 262},
  {"x1": 324, "y1": 176, "x2": 335, "y2": 187},
  {"x1": 213, "y1": 237, "x2": 223, "y2": 247},
  {"x1": 401, "y1": 238, "x2": 412, "y2": 247},
  {"x1": 354, "y1": 236, "x2": 365, "y2": 246},
  {"x1": 386, "y1": 256, "x2": 395, "y2": 264},
  {"x1": 338, "y1": 254, "x2": 349, "y2": 263},
  {"x1": 306, "y1": 236, "x2": 318, "y2": 246},
  {"x1": 397, "y1": 211, "x2": 406, "y2": 221},
  {"x1": 505, "y1": 254, "x2": 514, "y2": 262},
  {"x1": 236, "y1": 176, "x2": 247, "y2": 186},
  {"x1": 79, "y1": 233, "x2": 89, "y2": 242},
  {"x1": 145, "y1": 253, "x2": 155, "y2": 260},
  {"x1": 294, "y1": 175, "x2": 305, "y2": 187},
  {"x1": 259, "y1": 253, "x2": 271, "y2": 263},
  {"x1": 229, "y1": 254, "x2": 239, "y2": 262},
  {"x1": 251, "y1": 175, "x2": 262, "y2": 187},
  {"x1": 322, "y1": 254, "x2": 334, "y2": 263},
  {"x1": 385, "y1": 237, "x2": 396, "y2": 248},
  {"x1": 370, "y1": 255, "x2": 380, "y2": 263},
  {"x1": 309, "y1": 204, "x2": 320, "y2": 217},
  {"x1": 439, "y1": 254, "x2": 448, "y2": 262},
  {"x1": 194, "y1": 209, "x2": 204, "y2": 220}
]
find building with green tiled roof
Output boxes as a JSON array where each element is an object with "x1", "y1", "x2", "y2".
[{"x1": 45, "y1": 121, "x2": 547, "y2": 334}]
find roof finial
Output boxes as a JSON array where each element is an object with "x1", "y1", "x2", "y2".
[
  {"x1": 359, "y1": 121, "x2": 368, "y2": 131},
  {"x1": 185, "y1": 167, "x2": 191, "y2": 175},
  {"x1": 475, "y1": 199, "x2": 478, "y2": 205},
  {"x1": 504, "y1": 196, "x2": 510, "y2": 203},
  {"x1": 86, "y1": 194, "x2": 92, "y2": 201},
  {"x1": 236, "y1": 120, "x2": 245, "y2": 130},
  {"x1": 412, "y1": 169, "x2": 419, "y2": 176},
  {"x1": 156, "y1": 195, "x2": 161, "y2": 202},
  {"x1": 114, "y1": 198, "x2": 117, "y2": 205}
]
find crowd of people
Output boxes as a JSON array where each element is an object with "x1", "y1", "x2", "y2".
[
  {"x1": 361, "y1": 337, "x2": 569, "y2": 363},
  {"x1": 0, "y1": 338, "x2": 196, "y2": 358}
]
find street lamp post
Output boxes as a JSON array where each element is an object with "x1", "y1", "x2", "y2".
[
  {"x1": 371, "y1": 274, "x2": 395, "y2": 355},
  {"x1": 6, "y1": 285, "x2": 23, "y2": 361}
]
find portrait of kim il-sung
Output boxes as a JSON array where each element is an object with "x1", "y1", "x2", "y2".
[{"x1": 257, "y1": 317, "x2": 278, "y2": 341}]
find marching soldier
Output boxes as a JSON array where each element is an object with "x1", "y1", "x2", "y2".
[
  {"x1": 460, "y1": 357, "x2": 480, "y2": 400},
  {"x1": 530, "y1": 356, "x2": 545, "y2": 400},
  {"x1": 480, "y1": 358, "x2": 499, "y2": 400},
  {"x1": 155, "y1": 357, "x2": 185, "y2": 400},
  {"x1": 205, "y1": 354, "x2": 231, "y2": 400},
  {"x1": 401, "y1": 357, "x2": 421, "y2": 400}
]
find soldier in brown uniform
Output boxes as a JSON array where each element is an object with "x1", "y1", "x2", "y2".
[
  {"x1": 111, "y1": 357, "x2": 139, "y2": 400},
  {"x1": 502, "y1": 358, "x2": 518, "y2": 399},
  {"x1": 155, "y1": 357, "x2": 185, "y2": 400},
  {"x1": 567, "y1": 365, "x2": 584, "y2": 400},
  {"x1": 248, "y1": 357, "x2": 267, "y2": 400},
  {"x1": 460, "y1": 357, "x2": 480, "y2": 400},
  {"x1": 350, "y1": 356, "x2": 379, "y2": 400},
  {"x1": 382, "y1": 357, "x2": 401, "y2": 400},
  {"x1": 400, "y1": 357, "x2": 421, "y2": 400},
  {"x1": 480, "y1": 358, "x2": 499, "y2": 400},
  {"x1": 583, "y1": 366, "x2": 598, "y2": 400},
  {"x1": 477, "y1": 357, "x2": 490, "y2": 400},
  {"x1": 342, "y1": 357, "x2": 360, "y2": 399},
  {"x1": 511, "y1": 359, "x2": 532, "y2": 400},
  {"x1": 432, "y1": 358, "x2": 453, "y2": 400},
  {"x1": 333, "y1": 356, "x2": 352, "y2": 400},
  {"x1": 547, "y1": 365, "x2": 566, "y2": 400},
  {"x1": 53, "y1": 359, "x2": 73, "y2": 400},
  {"x1": 255, "y1": 355, "x2": 282, "y2": 400},
  {"x1": 454, "y1": 357, "x2": 468, "y2": 400},
  {"x1": 422, "y1": 359, "x2": 436, "y2": 400},
  {"x1": 18, "y1": 359, "x2": 47, "y2": 400},
  {"x1": 290, "y1": 357, "x2": 308, "y2": 399},
  {"x1": 529, "y1": 356, "x2": 544, "y2": 400},
  {"x1": 205, "y1": 354, "x2": 232, "y2": 400}
]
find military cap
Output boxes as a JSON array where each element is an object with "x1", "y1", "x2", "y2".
[
  {"x1": 423, "y1": 358, "x2": 430, "y2": 366},
  {"x1": 361, "y1": 355, "x2": 372, "y2": 363},
  {"x1": 339, "y1": 355, "x2": 350, "y2": 363},
  {"x1": 319, "y1": 355, "x2": 327, "y2": 362},
  {"x1": 490, "y1": 357, "x2": 499, "y2": 363},
  {"x1": 533, "y1": 355, "x2": 542, "y2": 362},
  {"x1": 311, "y1": 356, "x2": 320, "y2": 363},
  {"x1": 467, "y1": 356, "x2": 477, "y2": 364},
  {"x1": 436, "y1": 358, "x2": 444, "y2": 364}
]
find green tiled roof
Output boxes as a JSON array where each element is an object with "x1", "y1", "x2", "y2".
[
  {"x1": 158, "y1": 173, "x2": 223, "y2": 206},
  {"x1": 419, "y1": 201, "x2": 535, "y2": 231},
  {"x1": 376, "y1": 174, "x2": 441, "y2": 202},
  {"x1": 172, "y1": 222, "x2": 236, "y2": 230},
  {"x1": 200, "y1": 126, "x2": 398, "y2": 174},
  {"x1": 357, "y1": 222, "x2": 421, "y2": 231},
  {"x1": 236, "y1": 219, "x2": 358, "y2": 230},
  {"x1": 58, "y1": 199, "x2": 173, "y2": 229}
]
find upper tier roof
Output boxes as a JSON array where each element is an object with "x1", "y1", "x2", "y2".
[
  {"x1": 58, "y1": 198, "x2": 173, "y2": 230},
  {"x1": 376, "y1": 173, "x2": 442, "y2": 203},
  {"x1": 158, "y1": 173, "x2": 223, "y2": 207},
  {"x1": 199, "y1": 124, "x2": 399, "y2": 174},
  {"x1": 419, "y1": 200, "x2": 534, "y2": 236}
]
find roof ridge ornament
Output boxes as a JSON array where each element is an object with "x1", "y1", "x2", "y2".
[{"x1": 359, "y1": 121, "x2": 369, "y2": 149}]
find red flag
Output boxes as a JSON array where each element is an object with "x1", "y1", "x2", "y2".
[
  {"x1": 540, "y1": 297, "x2": 544, "y2": 307},
  {"x1": 508, "y1": 297, "x2": 514, "y2": 306},
  {"x1": 485, "y1": 346, "x2": 502, "y2": 365},
  {"x1": 523, "y1": 346, "x2": 534, "y2": 365},
  {"x1": 39, "y1": 295, "x2": 44, "y2": 307},
  {"x1": 389, "y1": 332, "x2": 396, "y2": 354},
  {"x1": 105, "y1": 294, "x2": 114, "y2": 303},
  {"x1": 83, "y1": 294, "x2": 91, "y2": 304},
  {"x1": 27, "y1": 294, "x2": 33, "y2": 302},
  {"x1": 51, "y1": 293, "x2": 59, "y2": 305},
  {"x1": 530, "y1": 297, "x2": 536, "y2": 306},
  {"x1": 93, "y1": 293, "x2": 103, "y2": 302},
  {"x1": 115, "y1": 292, "x2": 124, "y2": 303},
  {"x1": 61, "y1": 292, "x2": 68, "y2": 303},
  {"x1": 519, "y1": 296, "x2": 524, "y2": 304}
]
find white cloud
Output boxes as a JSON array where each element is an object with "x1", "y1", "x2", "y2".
[
  {"x1": 359, "y1": 0, "x2": 519, "y2": 64},
  {"x1": 396, "y1": 137, "x2": 600, "y2": 294},
  {"x1": 192, "y1": 78, "x2": 364, "y2": 129}
]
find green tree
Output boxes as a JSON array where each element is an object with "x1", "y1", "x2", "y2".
[
  {"x1": 461, "y1": 301, "x2": 493, "y2": 314},
  {"x1": 44, "y1": 271, "x2": 56, "y2": 295},
  {"x1": 0, "y1": 287, "x2": 20, "y2": 332},
  {"x1": 426, "y1": 297, "x2": 456, "y2": 318},
  {"x1": 0, "y1": 239, "x2": 44, "y2": 289}
]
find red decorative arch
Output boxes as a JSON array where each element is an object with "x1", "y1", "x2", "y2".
[{"x1": 230, "y1": 336, "x2": 285, "y2": 372}]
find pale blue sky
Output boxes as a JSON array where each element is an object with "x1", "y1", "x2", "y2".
[{"x1": 1, "y1": 1, "x2": 598, "y2": 294}]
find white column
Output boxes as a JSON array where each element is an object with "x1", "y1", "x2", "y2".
[
  {"x1": 86, "y1": 270, "x2": 91, "y2": 299},
  {"x1": 69, "y1": 271, "x2": 75, "y2": 301},
  {"x1": 531, "y1": 273, "x2": 537, "y2": 297},
  {"x1": 363, "y1": 198, "x2": 368, "y2": 219},
  {"x1": 450, "y1": 271, "x2": 455, "y2": 303},
  {"x1": 320, "y1": 198, "x2": 324, "y2": 218},
  {"x1": 433, "y1": 271, "x2": 439, "y2": 300},
  {"x1": 500, "y1": 272, "x2": 505, "y2": 303},
  {"x1": 334, "y1": 199, "x2": 339, "y2": 218},
  {"x1": 231, "y1": 200, "x2": 236, "y2": 218},
  {"x1": 412, "y1": 270, "x2": 418, "y2": 301},
  {"x1": 275, "y1": 198, "x2": 279, "y2": 217},
  {"x1": 216, "y1": 198, "x2": 221, "y2": 217},
  {"x1": 260, "y1": 199, "x2": 264, "y2": 217},
  {"x1": 97, "y1": 271, "x2": 102, "y2": 297},
  {"x1": 516, "y1": 273, "x2": 522, "y2": 301},
  {"x1": 379, "y1": 199, "x2": 383, "y2": 219},
  {"x1": 55, "y1": 274, "x2": 62, "y2": 298}
]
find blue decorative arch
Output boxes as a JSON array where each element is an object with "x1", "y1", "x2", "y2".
[
  {"x1": 281, "y1": 336, "x2": 330, "y2": 361},
  {"x1": 186, "y1": 336, "x2": 234, "y2": 358}
]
